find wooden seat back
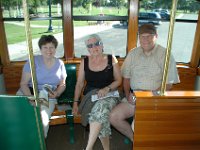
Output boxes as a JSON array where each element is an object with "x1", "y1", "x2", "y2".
[
  {"x1": 2, "y1": 63, "x2": 197, "y2": 94},
  {"x1": 1, "y1": 63, "x2": 199, "y2": 144},
  {"x1": 2, "y1": 63, "x2": 79, "y2": 126},
  {"x1": 133, "y1": 91, "x2": 200, "y2": 150}
]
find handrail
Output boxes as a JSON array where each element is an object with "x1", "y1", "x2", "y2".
[
  {"x1": 22, "y1": 0, "x2": 39, "y2": 102},
  {"x1": 22, "y1": 0, "x2": 45, "y2": 148},
  {"x1": 160, "y1": 0, "x2": 178, "y2": 95}
]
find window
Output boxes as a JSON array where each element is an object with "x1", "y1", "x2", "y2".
[
  {"x1": 2, "y1": 0, "x2": 199, "y2": 63},
  {"x1": 139, "y1": 0, "x2": 199, "y2": 63},
  {"x1": 73, "y1": 0, "x2": 128, "y2": 58},
  {"x1": 2, "y1": 0, "x2": 63, "y2": 61}
]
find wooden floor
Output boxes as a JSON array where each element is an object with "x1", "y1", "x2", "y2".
[{"x1": 46, "y1": 124, "x2": 132, "y2": 150}]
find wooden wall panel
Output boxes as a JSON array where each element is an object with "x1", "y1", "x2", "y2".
[
  {"x1": 2, "y1": 62, "x2": 79, "y2": 94},
  {"x1": 190, "y1": 11, "x2": 200, "y2": 68},
  {"x1": 172, "y1": 65, "x2": 197, "y2": 91},
  {"x1": 63, "y1": 0, "x2": 74, "y2": 60},
  {"x1": 133, "y1": 92, "x2": 200, "y2": 150},
  {"x1": 127, "y1": 0, "x2": 138, "y2": 52},
  {"x1": 0, "y1": 5, "x2": 10, "y2": 65},
  {"x1": 2, "y1": 63, "x2": 197, "y2": 94},
  {"x1": 3, "y1": 65, "x2": 23, "y2": 94}
]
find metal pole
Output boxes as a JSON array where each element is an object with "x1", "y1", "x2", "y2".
[
  {"x1": 22, "y1": 0, "x2": 39, "y2": 101},
  {"x1": 160, "y1": 0, "x2": 178, "y2": 96},
  {"x1": 48, "y1": 0, "x2": 53, "y2": 32},
  {"x1": 22, "y1": 0, "x2": 45, "y2": 149}
]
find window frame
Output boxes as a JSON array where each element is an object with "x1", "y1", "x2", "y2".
[{"x1": 0, "y1": 0, "x2": 199, "y2": 68}]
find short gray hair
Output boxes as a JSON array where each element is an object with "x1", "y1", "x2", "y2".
[{"x1": 84, "y1": 34, "x2": 103, "y2": 45}]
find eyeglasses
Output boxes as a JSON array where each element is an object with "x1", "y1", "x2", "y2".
[
  {"x1": 139, "y1": 34, "x2": 155, "y2": 39},
  {"x1": 87, "y1": 41, "x2": 102, "y2": 48}
]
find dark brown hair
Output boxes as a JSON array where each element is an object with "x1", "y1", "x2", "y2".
[{"x1": 38, "y1": 35, "x2": 58, "y2": 49}]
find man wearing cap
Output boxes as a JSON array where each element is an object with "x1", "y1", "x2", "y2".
[{"x1": 109, "y1": 24, "x2": 180, "y2": 141}]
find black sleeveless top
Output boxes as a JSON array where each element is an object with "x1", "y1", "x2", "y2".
[{"x1": 83, "y1": 55, "x2": 114, "y2": 95}]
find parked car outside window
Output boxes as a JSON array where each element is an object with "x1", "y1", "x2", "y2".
[
  {"x1": 153, "y1": 9, "x2": 170, "y2": 20},
  {"x1": 139, "y1": 12, "x2": 162, "y2": 25},
  {"x1": 120, "y1": 12, "x2": 162, "y2": 26}
]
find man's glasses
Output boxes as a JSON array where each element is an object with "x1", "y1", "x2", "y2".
[{"x1": 87, "y1": 41, "x2": 102, "y2": 48}]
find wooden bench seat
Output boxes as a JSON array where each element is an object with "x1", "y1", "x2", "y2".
[
  {"x1": 2, "y1": 62, "x2": 198, "y2": 144},
  {"x1": 3, "y1": 63, "x2": 197, "y2": 94},
  {"x1": 3, "y1": 63, "x2": 81, "y2": 144}
]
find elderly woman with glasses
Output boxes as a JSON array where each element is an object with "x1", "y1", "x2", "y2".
[{"x1": 72, "y1": 34, "x2": 122, "y2": 150}]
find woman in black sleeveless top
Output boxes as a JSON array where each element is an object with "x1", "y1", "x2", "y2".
[{"x1": 72, "y1": 34, "x2": 122, "y2": 150}]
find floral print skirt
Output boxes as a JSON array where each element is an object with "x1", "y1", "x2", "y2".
[{"x1": 88, "y1": 97, "x2": 119, "y2": 138}]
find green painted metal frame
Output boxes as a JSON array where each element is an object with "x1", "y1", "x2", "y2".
[
  {"x1": 57, "y1": 63, "x2": 77, "y2": 144},
  {"x1": 0, "y1": 95, "x2": 46, "y2": 150}
]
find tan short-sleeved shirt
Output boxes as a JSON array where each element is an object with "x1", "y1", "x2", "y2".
[{"x1": 121, "y1": 44, "x2": 180, "y2": 91}]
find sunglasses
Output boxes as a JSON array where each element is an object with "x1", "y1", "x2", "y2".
[{"x1": 87, "y1": 41, "x2": 102, "y2": 48}]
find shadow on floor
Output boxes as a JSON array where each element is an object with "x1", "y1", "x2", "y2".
[{"x1": 46, "y1": 124, "x2": 132, "y2": 150}]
